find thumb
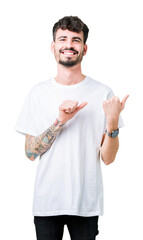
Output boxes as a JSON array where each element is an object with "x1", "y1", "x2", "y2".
[
  {"x1": 121, "y1": 94, "x2": 129, "y2": 110},
  {"x1": 75, "y1": 102, "x2": 88, "y2": 112}
]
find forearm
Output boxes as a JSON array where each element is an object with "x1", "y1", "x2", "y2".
[
  {"x1": 25, "y1": 118, "x2": 65, "y2": 161},
  {"x1": 101, "y1": 135, "x2": 119, "y2": 165},
  {"x1": 101, "y1": 122, "x2": 119, "y2": 165}
]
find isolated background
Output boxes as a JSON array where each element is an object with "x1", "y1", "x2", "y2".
[{"x1": 0, "y1": 0, "x2": 143, "y2": 239}]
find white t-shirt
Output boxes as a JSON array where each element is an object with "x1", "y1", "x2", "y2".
[{"x1": 15, "y1": 76, "x2": 124, "y2": 217}]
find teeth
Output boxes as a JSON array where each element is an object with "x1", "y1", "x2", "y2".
[
  {"x1": 65, "y1": 53, "x2": 74, "y2": 55},
  {"x1": 62, "y1": 52, "x2": 75, "y2": 55}
]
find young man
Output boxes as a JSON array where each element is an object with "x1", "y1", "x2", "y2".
[{"x1": 15, "y1": 16, "x2": 129, "y2": 240}]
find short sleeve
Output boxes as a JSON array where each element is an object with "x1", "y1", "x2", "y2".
[
  {"x1": 15, "y1": 90, "x2": 39, "y2": 136},
  {"x1": 104, "y1": 90, "x2": 124, "y2": 133}
]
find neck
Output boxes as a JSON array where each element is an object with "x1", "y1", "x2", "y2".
[{"x1": 55, "y1": 63, "x2": 86, "y2": 85}]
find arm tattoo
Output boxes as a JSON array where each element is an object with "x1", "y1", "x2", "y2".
[{"x1": 25, "y1": 119, "x2": 65, "y2": 160}]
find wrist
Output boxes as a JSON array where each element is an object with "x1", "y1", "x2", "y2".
[
  {"x1": 55, "y1": 118, "x2": 66, "y2": 126},
  {"x1": 50, "y1": 119, "x2": 65, "y2": 134},
  {"x1": 106, "y1": 120, "x2": 119, "y2": 132}
]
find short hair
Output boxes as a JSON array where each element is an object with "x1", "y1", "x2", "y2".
[{"x1": 53, "y1": 16, "x2": 89, "y2": 44}]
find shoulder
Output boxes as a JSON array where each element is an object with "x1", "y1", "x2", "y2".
[
  {"x1": 87, "y1": 76, "x2": 113, "y2": 94},
  {"x1": 27, "y1": 78, "x2": 53, "y2": 97}
]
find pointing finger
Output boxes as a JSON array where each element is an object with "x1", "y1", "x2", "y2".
[
  {"x1": 76, "y1": 102, "x2": 88, "y2": 112},
  {"x1": 121, "y1": 94, "x2": 129, "y2": 110}
]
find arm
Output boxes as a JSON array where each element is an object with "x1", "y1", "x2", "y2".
[
  {"x1": 25, "y1": 119, "x2": 64, "y2": 161},
  {"x1": 101, "y1": 95, "x2": 129, "y2": 165},
  {"x1": 101, "y1": 123, "x2": 119, "y2": 165},
  {"x1": 25, "y1": 100, "x2": 88, "y2": 161}
]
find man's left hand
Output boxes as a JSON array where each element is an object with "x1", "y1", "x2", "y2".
[{"x1": 103, "y1": 94, "x2": 129, "y2": 125}]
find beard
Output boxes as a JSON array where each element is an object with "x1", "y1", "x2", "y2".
[
  {"x1": 55, "y1": 48, "x2": 84, "y2": 68},
  {"x1": 59, "y1": 55, "x2": 83, "y2": 67}
]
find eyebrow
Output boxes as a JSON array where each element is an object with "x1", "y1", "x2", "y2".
[{"x1": 57, "y1": 36, "x2": 82, "y2": 42}]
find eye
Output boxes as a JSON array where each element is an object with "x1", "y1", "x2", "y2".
[
  {"x1": 59, "y1": 39, "x2": 65, "y2": 41},
  {"x1": 73, "y1": 40, "x2": 80, "y2": 42}
]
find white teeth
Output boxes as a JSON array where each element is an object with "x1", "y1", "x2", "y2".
[
  {"x1": 62, "y1": 52, "x2": 75, "y2": 55},
  {"x1": 65, "y1": 52, "x2": 74, "y2": 55}
]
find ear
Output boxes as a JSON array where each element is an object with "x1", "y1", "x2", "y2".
[
  {"x1": 83, "y1": 44, "x2": 88, "y2": 56},
  {"x1": 51, "y1": 41, "x2": 55, "y2": 53}
]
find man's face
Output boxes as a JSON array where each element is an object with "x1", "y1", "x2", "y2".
[{"x1": 51, "y1": 29, "x2": 87, "y2": 67}]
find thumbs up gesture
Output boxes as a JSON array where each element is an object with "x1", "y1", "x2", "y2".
[{"x1": 103, "y1": 95, "x2": 129, "y2": 124}]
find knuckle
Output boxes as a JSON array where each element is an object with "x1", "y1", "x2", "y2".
[
  {"x1": 114, "y1": 96, "x2": 119, "y2": 101},
  {"x1": 72, "y1": 100, "x2": 78, "y2": 104}
]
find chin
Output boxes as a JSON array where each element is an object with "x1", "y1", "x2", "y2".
[{"x1": 59, "y1": 60, "x2": 79, "y2": 67}]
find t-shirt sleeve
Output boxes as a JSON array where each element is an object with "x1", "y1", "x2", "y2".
[
  {"x1": 15, "y1": 90, "x2": 39, "y2": 136},
  {"x1": 104, "y1": 89, "x2": 124, "y2": 133}
]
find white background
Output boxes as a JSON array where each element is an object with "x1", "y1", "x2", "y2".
[{"x1": 0, "y1": 0, "x2": 143, "y2": 239}]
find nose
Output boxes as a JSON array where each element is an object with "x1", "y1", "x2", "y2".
[{"x1": 65, "y1": 39, "x2": 73, "y2": 49}]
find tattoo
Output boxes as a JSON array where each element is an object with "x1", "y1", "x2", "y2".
[
  {"x1": 26, "y1": 150, "x2": 39, "y2": 159},
  {"x1": 25, "y1": 118, "x2": 65, "y2": 160}
]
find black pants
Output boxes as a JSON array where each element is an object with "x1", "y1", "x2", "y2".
[{"x1": 34, "y1": 215, "x2": 99, "y2": 240}]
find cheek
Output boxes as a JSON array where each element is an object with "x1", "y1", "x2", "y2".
[
  {"x1": 79, "y1": 48, "x2": 85, "y2": 56},
  {"x1": 54, "y1": 46, "x2": 60, "y2": 55},
  {"x1": 55, "y1": 44, "x2": 64, "y2": 54},
  {"x1": 78, "y1": 45, "x2": 85, "y2": 53}
]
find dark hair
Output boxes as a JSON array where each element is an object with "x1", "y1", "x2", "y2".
[{"x1": 53, "y1": 16, "x2": 89, "y2": 44}]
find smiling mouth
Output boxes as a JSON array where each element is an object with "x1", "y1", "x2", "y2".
[
  {"x1": 61, "y1": 51, "x2": 77, "y2": 56},
  {"x1": 60, "y1": 49, "x2": 78, "y2": 55}
]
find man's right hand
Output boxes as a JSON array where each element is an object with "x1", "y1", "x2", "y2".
[{"x1": 58, "y1": 100, "x2": 88, "y2": 124}]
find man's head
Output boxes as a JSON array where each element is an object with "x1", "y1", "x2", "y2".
[
  {"x1": 51, "y1": 16, "x2": 89, "y2": 68},
  {"x1": 53, "y1": 16, "x2": 89, "y2": 44}
]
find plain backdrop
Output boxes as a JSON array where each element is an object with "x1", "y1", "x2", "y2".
[{"x1": 0, "y1": 0, "x2": 143, "y2": 239}]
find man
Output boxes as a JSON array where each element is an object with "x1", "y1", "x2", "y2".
[{"x1": 15, "y1": 16, "x2": 129, "y2": 240}]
